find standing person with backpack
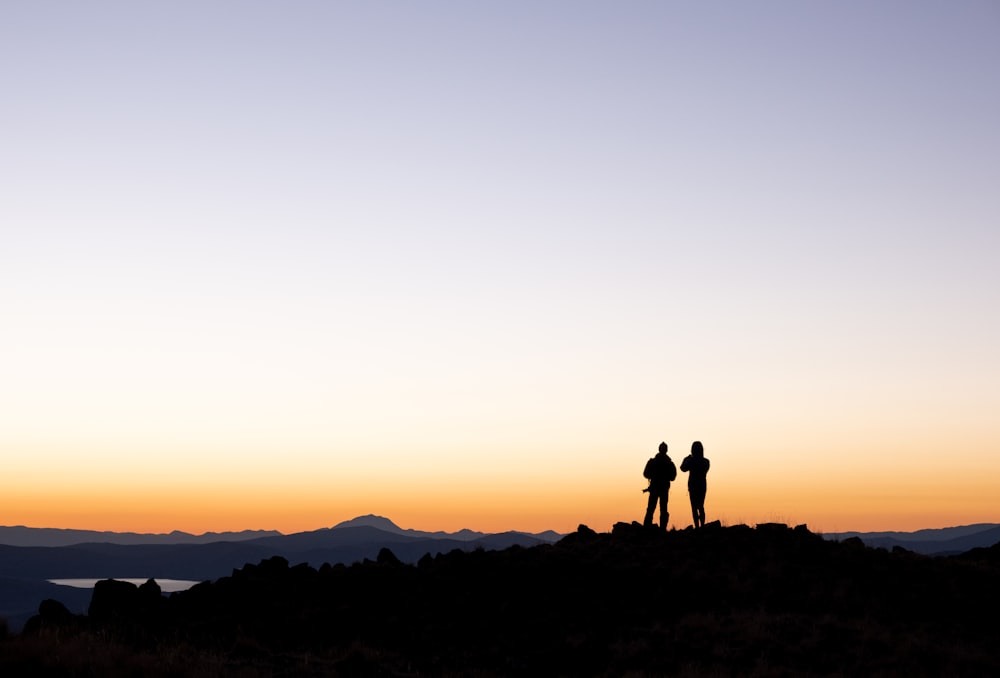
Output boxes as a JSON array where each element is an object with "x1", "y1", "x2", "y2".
[
  {"x1": 642, "y1": 442, "x2": 676, "y2": 530},
  {"x1": 681, "y1": 440, "x2": 711, "y2": 528}
]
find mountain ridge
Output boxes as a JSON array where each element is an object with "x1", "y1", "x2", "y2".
[
  {"x1": 824, "y1": 523, "x2": 1000, "y2": 555},
  {"x1": 0, "y1": 526, "x2": 282, "y2": 548},
  {"x1": 0, "y1": 515, "x2": 563, "y2": 548},
  {"x1": 0, "y1": 517, "x2": 562, "y2": 630},
  {"x1": 4, "y1": 517, "x2": 999, "y2": 555}
]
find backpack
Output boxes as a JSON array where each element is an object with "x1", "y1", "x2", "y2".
[
  {"x1": 666, "y1": 458, "x2": 677, "y2": 482},
  {"x1": 644, "y1": 455, "x2": 677, "y2": 482}
]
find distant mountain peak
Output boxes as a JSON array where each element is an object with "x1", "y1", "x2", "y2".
[
  {"x1": 327, "y1": 515, "x2": 560, "y2": 544},
  {"x1": 331, "y1": 515, "x2": 405, "y2": 533}
]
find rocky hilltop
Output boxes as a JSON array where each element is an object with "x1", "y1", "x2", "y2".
[{"x1": 5, "y1": 522, "x2": 1000, "y2": 677}]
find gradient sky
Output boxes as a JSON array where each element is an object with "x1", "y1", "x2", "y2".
[{"x1": 2, "y1": 2, "x2": 998, "y2": 535}]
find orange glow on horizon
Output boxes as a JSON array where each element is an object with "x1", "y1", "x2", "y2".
[
  {"x1": 3, "y1": 429, "x2": 997, "y2": 536},
  {"x1": 2, "y1": 473, "x2": 997, "y2": 536}
]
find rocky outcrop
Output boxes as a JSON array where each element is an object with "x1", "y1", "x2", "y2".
[
  {"x1": 21, "y1": 598, "x2": 80, "y2": 636},
  {"x1": 88, "y1": 578, "x2": 164, "y2": 626},
  {"x1": 9, "y1": 524, "x2": 1000, "y2": 677}
]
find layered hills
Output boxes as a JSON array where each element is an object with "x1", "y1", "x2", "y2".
[
  {"x1": 0, "y1": 516, "x2": 560, "y2": 631},
  {"x1": 4, "y1": 521, "x2": 1000, "y2": 677},
  {"x1": 0, "y1": 525, "x2": 282, "y2": 548},
  {"x1": 824, "y1": 522, "x2": 1000, "y2": 555}
]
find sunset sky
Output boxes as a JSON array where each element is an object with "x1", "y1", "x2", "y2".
[{"x1": 2, "y1": 2, "x2": 998, "y2": 536}]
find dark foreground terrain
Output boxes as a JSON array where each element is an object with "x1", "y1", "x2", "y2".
[{"x1": 2, "y1": 522, "x2": 999, "y2": 677}]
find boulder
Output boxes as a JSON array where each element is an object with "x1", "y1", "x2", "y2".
[
  {"x1": 89, "y1": 579, "x2": 140, "y2": 623},
  {"x1": 21, "y1": 598, "x2": 78, "y2": 635}
]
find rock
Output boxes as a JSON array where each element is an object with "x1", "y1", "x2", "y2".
[
  {"x1": 377, "y1": 547, "x2": 402, "y2": 566},
  {"x1": 21, "y1": 598, "x2": 78, "y2": 635},
  {"x1": 39, "y1": 598, "x2": 74, "y2": 625},
  {"x1": 138, "y1": 578, "x2": 161, "y2": 599},
  {"x1": 841, "y1": 536, "x2": 866, "y2": 550},
  {"x1": 89, "y1": 579, "x2": 140, "y2": 623},
  {"x1": 611, "y1": 521, "x2": 632, "y2": 535}
]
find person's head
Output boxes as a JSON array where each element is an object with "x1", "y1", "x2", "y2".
[
  {"x1": 658, "y1": 442, "x2": 668, "y2": 455},
  {"x1": 691, "y1": 441, "x2": 704, "y2": 457}
]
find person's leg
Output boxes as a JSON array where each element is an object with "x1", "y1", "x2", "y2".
[
  {"x1": 695, "y1": 487, "x2": 708, "y2": 527},
  {"x1": 644, "y1": 490, "x2": 658, "y2": 527},
  {"x1": 659, "y1": 490, "x2": 669, "y2": 530}
]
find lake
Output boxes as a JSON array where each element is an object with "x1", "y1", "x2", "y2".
[{"x1": 48, "y1": 578, "x2": 202, "y2": 593}]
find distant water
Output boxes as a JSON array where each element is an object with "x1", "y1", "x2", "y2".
[{"x1": 48, "y1": 578, "x2": 201, "y2": 592}]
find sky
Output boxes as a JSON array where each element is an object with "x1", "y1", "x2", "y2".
[{"x1": 2, "y1": 1, "x2": 998, "y2": 536}]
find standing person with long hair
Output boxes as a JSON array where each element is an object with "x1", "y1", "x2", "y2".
[{"x1": 680, "y1": 441, "x2": 710, "y2": 528}]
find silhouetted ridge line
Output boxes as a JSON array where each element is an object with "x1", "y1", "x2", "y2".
[
  {"x1": 824, "y1": 523, "x2": 1000, "y2": 555},
  {"x1": 12, "y1": 522, "x2": 1000, "y2": 677},
  {"x1": 0, "y1": 515, "x2": 563, "y2": 548},
  {"x1": 0, "y1": 526, "x2": 283, "y2": 548}
]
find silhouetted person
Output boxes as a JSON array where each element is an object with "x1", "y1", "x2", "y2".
[
  {"x1": 680, "y1": 440, "x2": 710, "y2": 528},
  {"x1": 642, "y1": 442, "x2": 676, "y2": 530}
]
